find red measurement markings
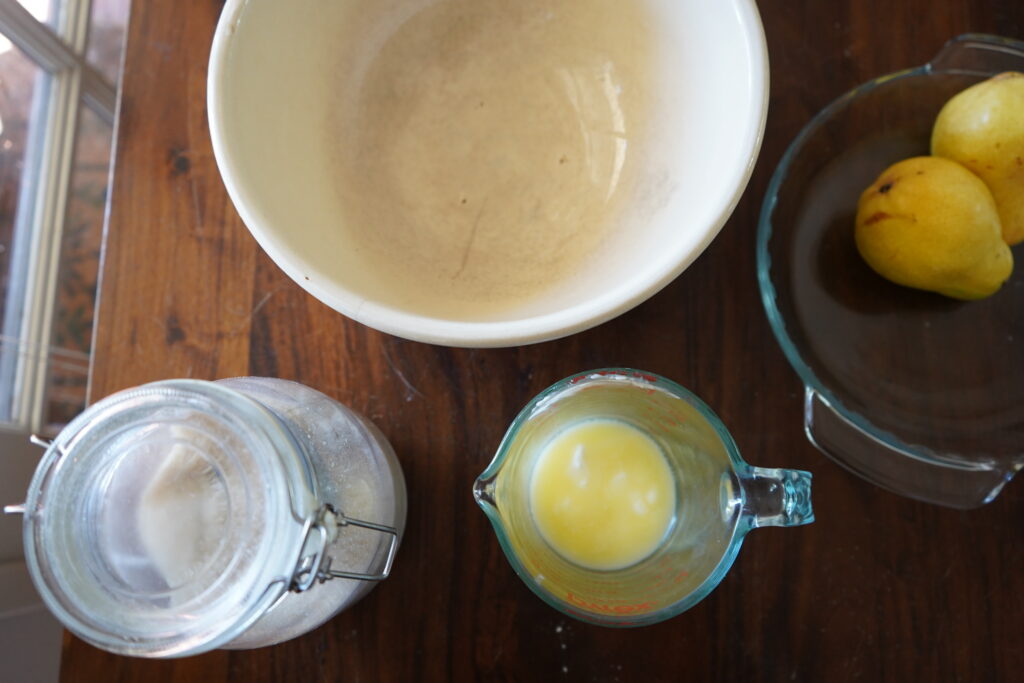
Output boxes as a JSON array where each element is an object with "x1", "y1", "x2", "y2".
[{"x1": 565, "y1": 592, "x2": 654, "y2": 615}]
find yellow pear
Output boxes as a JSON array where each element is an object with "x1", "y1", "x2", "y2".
[
  {"x1": 931, "y1": 71, "x2": 1024, "y2": 245},
  {"x1": 855, "y1": 156, "x2": 1013, "y2": 300}
]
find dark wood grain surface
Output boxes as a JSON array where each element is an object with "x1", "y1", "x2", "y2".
[{"x1": 62, "y1": 1, "x2": 1024, "y2": 681}]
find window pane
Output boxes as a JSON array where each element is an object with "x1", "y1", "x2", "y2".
[
  {"x1": 0, "y1": 2, "x2": 49, "y2": 55},
  {"x1": 14, "y1": 0, "x2": 58, "y2": 25},
  {"x1": 43, "y1": 103, "x2": 109, "y2": 429},
  {"x1": 0, "y1": 48, "x2": 42, "y2": 323},
  {"x1": 86, "y1": 0, "x2": 129, "y2": 84},
  {"x1": 0, "y1": 44, "x2": 49, "y2": 426}
]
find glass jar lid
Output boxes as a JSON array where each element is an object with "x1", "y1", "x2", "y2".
[{"x1": 20, "y1": 380, "x2": 318, "y2": 657}]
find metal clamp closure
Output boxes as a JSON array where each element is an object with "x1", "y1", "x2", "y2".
[
  {"x1": 4, "y1": 435, "x2": 60, "y2": 516},
  {"x1": 289, "y1": 504, "x2": 399, "y2": 592}
]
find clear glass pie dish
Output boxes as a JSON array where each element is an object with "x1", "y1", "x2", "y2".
[{"x1": 757, "y1": 34, "x2": 1024, "y2": 509}]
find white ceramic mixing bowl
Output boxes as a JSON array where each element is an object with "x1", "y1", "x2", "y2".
[{"x1": 208, "y1": 0, "x2": 768, "y2": 347}]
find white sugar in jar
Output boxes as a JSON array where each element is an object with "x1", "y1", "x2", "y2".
[
  {"x1": 216, "y1": 378, "x2": 406, "y2": 648},
  {"x1": 12, "y1": 377, "x2": 406, "y2": 657}
]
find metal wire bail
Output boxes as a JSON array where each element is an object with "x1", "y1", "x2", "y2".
[
  {"x1": 4, "y1": 434, "x2": 58, "y2": 516},
  {"x1": 289, "y1": 504, "x2": 399, "y2": 593}
]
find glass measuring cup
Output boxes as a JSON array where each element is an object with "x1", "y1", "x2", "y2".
[{"x1": 473, "y1": 369, "x2": 813, "y2": 627}]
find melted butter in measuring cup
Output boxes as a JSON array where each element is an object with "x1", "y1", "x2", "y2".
[{"x1": 529, "y1": 419, "x2": 676, "y2": 571}]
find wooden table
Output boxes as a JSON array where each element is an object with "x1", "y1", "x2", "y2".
[{"x1": 63, "y1": 1, "x2": 1024, "y2": 680}]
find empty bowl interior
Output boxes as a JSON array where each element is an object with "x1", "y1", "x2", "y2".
[{"x1": 209, "y1": 0, "x2": 766, "y2": 344}]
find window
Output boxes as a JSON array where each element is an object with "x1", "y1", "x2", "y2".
[{"x1": 0, "y1": 0, "x2": 127, "y2": 435}]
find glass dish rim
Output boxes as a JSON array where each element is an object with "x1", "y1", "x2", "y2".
[{"x1": 755, "y1": 32, "x2": 1024, "y2": 464}]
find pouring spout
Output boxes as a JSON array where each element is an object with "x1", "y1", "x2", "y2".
[
  {"x1": 740, "y1": 467, "x2": 814, "y2": 529},
  {"x1": 473, "y1": 475, "x2": 498, "y2": 509}
]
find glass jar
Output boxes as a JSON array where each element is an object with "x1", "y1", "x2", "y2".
[{"x1": 7, "y1": 377, "x2": 406, "y2": 657}]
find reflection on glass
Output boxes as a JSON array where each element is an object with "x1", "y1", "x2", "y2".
[
  {"x1": 86, "y1": 0, "x2": 130, "y2": 84},
  {"x1": 45, "y1": 103, "x2": 110, "y2": 428}
]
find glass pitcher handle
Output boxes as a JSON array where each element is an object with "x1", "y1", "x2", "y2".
[
  {"x1": 927, "y1": 33, "x2": 1024, "y2": 75},
  {"x1": 804, "y1": 387, "x2": 1015, "y2": 509},
  {"x1": 738, "y1": 466, "x2": 813, "y2": 529}
]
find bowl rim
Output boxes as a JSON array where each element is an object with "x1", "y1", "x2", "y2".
[
  {"x1": 207, "y1": 0, "x2": 770, "y2": 347},
  {"x1": 755, "y1": 32, "x2": 1024, "y2": 460}
]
